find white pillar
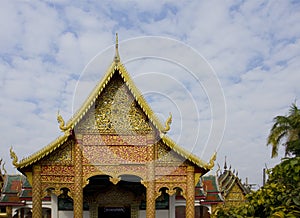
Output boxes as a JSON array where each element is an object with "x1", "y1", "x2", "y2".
[
  {"x1": 51, "y1": 193, "x2": 58, "y2": 218},
  {"x1": 169, "y1": 195, "x2": 176, "y2": 218}
]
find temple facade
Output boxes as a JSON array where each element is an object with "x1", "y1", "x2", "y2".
[
  {"x1": 7, "y1": 35, "x2": 219, "y2": 218},
  {"x1": 0, "y1": 163, "x2": 251, "y2": 218}
]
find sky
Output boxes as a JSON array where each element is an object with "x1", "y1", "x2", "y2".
[{"x1": 0, "y1": 0, "x2": 300, "y2": 188}]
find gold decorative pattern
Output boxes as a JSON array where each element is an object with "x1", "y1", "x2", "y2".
[
  {"x1": 32, "y1": 165, "x2": 42, "y2": 218},
  {"x1": 40, "y1": 139, "x2": 73, "y2": 165},
  {"x1": 186, "y1": 166, "x2": 195, "y2": 218},
  {"x1": 76, "y1": 74, "x2": 154, "y2": 134},
  {"x1": 156, "y1": 140, "x2": 185, "y2": 164},
  {"x1": 109, "y1": 176, "x2": 121, "y2": 185},
  {"x1": 82, "y1": 134, "x2": 148, "y2": 146},
  {"x1": 74, "y1": 143, "x2": 83, "y2": 218},
  {"x1": 146, "y1": 180, "x2": 156, "y2": 218},
  {"x1": 82, "y1": 165, "x2": 147, "y2": 183},
  {"x1": 224, "y1": 183, "x2": 247, "y2": 207},
  {"x1": 41, "y1": 175, "x2": 74, "y2": 183},
  {"x1": 155, "y1": 166, "x2": 186, "y2": 176},
  {"x1": 41, "y1": 165, "x2": 74, "y2": 175},
  {"x1": 83, "y1": 145, "x2": 152, "y2": 164},
  {"x1": 14, "y1": 133, "x2": 71, "y2": 169}
]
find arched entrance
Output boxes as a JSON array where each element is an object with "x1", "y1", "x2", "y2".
[{"x1": 83, "y1": 175, "x2": 145, "y2": 218}]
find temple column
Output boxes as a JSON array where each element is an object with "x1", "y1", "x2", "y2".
[
  {"x1": 74, "y1": 138, "x2": 83, "y2": 218},
  {"x1": 32, "y1": 165, "x2": 42, "y2": 218},
  {"x1": 146, "y1": 142, "x2": 155, "y2": 218},
  {"x1": 146, "y1": 180, "x2": 155, "y2": 218},
  {"x1": 186, "y1": 166, "x2": 195, "y2": 218},
  {"x1": 51, "y1": 193, "x2": 58, "y2": 218},
  {"x1": 169, "y1": 194, "x2": 176, "y2": 218}
]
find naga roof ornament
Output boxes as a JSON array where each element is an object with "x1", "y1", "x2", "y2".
[{"x1": 162, "y1": 112, "x2": 172, "y2": 133}]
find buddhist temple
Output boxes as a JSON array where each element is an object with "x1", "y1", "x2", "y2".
[
  {"x1": 6, "y1": 34, "x2": 221, "y2": 218},
  {"x1": 0, "y1": 162, "x2": 251, "y2": 217}
]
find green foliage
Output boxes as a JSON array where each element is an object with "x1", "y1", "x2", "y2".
[
  {"x1": 214, "y1": 157, "x2": 300, "y2": 218},
  {"x1": 267, "y1": 103, "x2": 300, "y2": 158}
]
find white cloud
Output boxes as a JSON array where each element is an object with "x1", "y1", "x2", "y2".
[{"x1": 0, "y1": 0, "x2": 299, "y2": 187}]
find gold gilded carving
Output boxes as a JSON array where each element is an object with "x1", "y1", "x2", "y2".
[
  {"x1": 82, "y1": 134, "x2": 147, "y2": 146},
  {"x1": 83, "y1": 145, "x2": 152, "y2": 164},
  {"x1": 224, "y1": 183, "x2": 246, "y2": 207},
  {"x1": 204, "y1": 152, "x2": 217, "y2": 169},
  {"x1": 83, "y1": 165, "x2": 147, "y2": 183},
  {"x1": 155, "y1": 166, "x2": 186, "y2": 176},
  {"x1": 41, "y1": 175, "x2": 74, "y2": 183},
  {"x1": 41, "y1": 165, "x2": 74, "y2": 175},
  {"x1": 162, "y1": 112, "x2": 172, "y2": 133},
  {"x1": 32, "y1": 165, "x2": 42, "y2": 218},
  {"x1": 109, "y1": 176, "x2": 121, "y2": 185},
  {"x1": 186, "y1": 166, "x2": 195, "y2": 218},
  {"x1": 57, "y1": 112, "x2": 72, "y2": 132},
  {"x1": 41, "y1": 140, "x2": 73, "y2": 164},
  {"x1": 77, "y1": 75, "x2": 153, "y2": 134},
  {"x1": 140, "y1": 180, "x2": 147, "y2": 188},
  {"x1": 156, "y1": 141, "x2": 184, "y2": 163},
  {"x1": 9, "y1": 147, "x2": 19, "y2": 167}
]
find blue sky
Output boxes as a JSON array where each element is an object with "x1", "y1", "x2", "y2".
[{"x1": 0, "y1": 0, "x2": 300, "y2": 188}]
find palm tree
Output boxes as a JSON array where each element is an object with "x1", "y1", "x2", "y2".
[{"x1": 267, "y1": 103, "x2": 300, "y2": 158}]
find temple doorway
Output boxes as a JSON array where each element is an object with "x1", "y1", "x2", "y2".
[{"x1": 83, "y1": 175, "x2": 145, "y2": 217}]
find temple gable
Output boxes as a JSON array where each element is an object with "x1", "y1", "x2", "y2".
[{"x1": 76, "y1": 73, "x2": 154, "y2": 135}]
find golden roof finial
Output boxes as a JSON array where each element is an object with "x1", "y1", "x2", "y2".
[
  {"x1": 114, "y1": 33, "x2": 120, "y2": 63},
  {"x1": 162, "y1": 112, "x2": 172, "y2": 133},
  {"x1": 10, "y1": 146, "x2": 19, "y2": 167}
]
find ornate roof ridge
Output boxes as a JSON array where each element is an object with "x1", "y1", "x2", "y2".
[
  {"x1": 13, "y1": 133, "x2": 70, "y2": 169},
  {"x1": 160, "y1": 133, "x2": 216, "y2": 170}
]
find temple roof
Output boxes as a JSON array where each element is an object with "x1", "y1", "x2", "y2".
[
  {"x1": 218, "y1": 169, "x2": 251, "y2": 196},
  {"x1": 0, "y1": 175, "x2": 24, "y2": 206},
  {"x1": 0, "y1": 175, "x2": 50, "y2": 205},
  {"x1": 11, "y1": 34, "x2": 216, "y2": 172},
  {"x1": 200, "y1": 175, "x2": 224, "y2": 203}
]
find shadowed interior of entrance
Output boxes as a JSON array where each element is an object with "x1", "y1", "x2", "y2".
[{"x1": 83, "y1": 175, "x2": 145, "y2": 217}]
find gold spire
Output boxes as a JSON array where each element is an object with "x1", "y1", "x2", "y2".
[{"x1": 114, "y1": 33, "x2": 120, "y2": 63}]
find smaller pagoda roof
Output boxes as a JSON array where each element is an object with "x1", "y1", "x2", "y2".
[
  {"x1": 0, "y1": 175, "x2": 24, "y2": 206},
  {"x1": 197, "y1": 175, "x2": 223, "y2": 203},
  {"x1": 218, "y1": 169, "x2": 251, "y2": 196}
]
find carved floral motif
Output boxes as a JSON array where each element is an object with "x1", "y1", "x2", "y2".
[
  {"x1": 41, "y1": 165, "x2": 74, "y2": 175},
  {"x1": 76, "y1": 75, "x2": 153, "y2": 134},
  {"x1": 41, "y1": 139, "x2": 73, "y2": 164},
  {"x1": 82, "y1": 134, "x2": 148, "y2": 146},
  {"x1": 82, "y1": 145, "x2": 152, "y2": 164},
  {"x1": 41, "y1": 175, "x2": 74, "y2": 183}
]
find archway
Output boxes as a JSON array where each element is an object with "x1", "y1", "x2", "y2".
[{"x1": 83, "y1": 174, "x2": 145, "y2": 218}]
